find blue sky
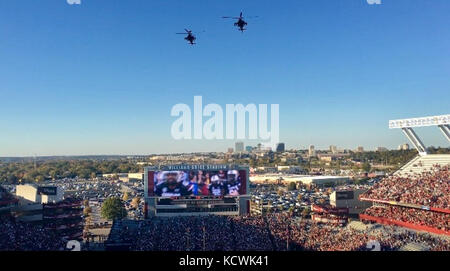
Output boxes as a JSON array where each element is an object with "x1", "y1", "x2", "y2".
[{"x1": 0, "y1": 0, "x2": 449, "y2": 156}]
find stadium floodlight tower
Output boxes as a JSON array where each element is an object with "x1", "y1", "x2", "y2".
[{"x1": 389, "y1": 114, "x2": 450, "y2": 156}]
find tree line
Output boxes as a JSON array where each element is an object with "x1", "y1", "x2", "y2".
[{"x1": 0, "y1": 159, "x2": 142, "y2": 184}]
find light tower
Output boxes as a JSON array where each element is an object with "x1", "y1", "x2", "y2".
[{"x1": 389, "y1": 114, "x2": 450, "y2": 156}]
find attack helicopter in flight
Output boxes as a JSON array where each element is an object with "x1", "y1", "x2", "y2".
[
  {"x1": 222, "y1": 12, "x2": 259, "y2": 32},
  {"x1": 176, "y1": 29, "x2": 197, "y2": 45}
]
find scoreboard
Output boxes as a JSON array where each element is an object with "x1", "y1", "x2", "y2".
[{"x1": 143, "y1": 164, "x2": 250, "y2": 218}]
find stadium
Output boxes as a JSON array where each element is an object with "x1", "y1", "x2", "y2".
[
  {"x1": 104, "y1": 114, "x2": 450, "y2": 251},
  {"x1": 359, "y1": 115, "x2": 450, "y2": 236},
  {"x1": 1, "y1": 115, "x2": 449, "y2": 251}
]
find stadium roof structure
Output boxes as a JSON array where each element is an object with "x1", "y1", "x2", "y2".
[{"x1": 389, "y1": 114, "x2": 450, "y2": 156}]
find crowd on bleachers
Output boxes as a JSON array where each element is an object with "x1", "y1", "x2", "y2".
[
  {"x1": 2, "y1": 212, "x2": 448, "y2": 251},
  {"x1": 230, "y1": 216, "x2": 273, "y2": 251},
  {"x1": 363, "y1": 205, "x2": 450, "y2": 232},
  {"x1": 131, "y1": 216, "x2": 272, "y2": 251},
  {"x1": 0, "y1": 216, "x2": 67, "y2": 251},
  {"x1": 363, "y1": 165, "x2": 449, "y2": 209},
  {"x1": 270, "y1": 213, "x2": 450, "y2": 251},
  {"x1": 110, "y1": 214, "x2": 450, "y2": 251}
]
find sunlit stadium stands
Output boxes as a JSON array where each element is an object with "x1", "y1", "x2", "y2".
[
  {"x1": 361, "y1": 153, "x2": 450, "y2": 236},
  {"x1": 395, "y1": 154, "x2": 450, "y2": 176}
]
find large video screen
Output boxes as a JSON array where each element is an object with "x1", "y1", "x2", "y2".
[{"x1": 146, "y1": 166, "x2": 247, "y2": 197}]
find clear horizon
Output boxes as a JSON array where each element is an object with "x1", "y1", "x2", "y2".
[
  {"x1": 1, "y1": 0, "x2": 449, "y2": 156},
  {"x1": 2, "y1": 143, "x2": 449, "y2": 158}
]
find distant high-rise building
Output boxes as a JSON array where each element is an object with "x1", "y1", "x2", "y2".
[
  {"x1": 276, "y1": 143, "x2": 285, "y2": 152},
  {"x1": 227, "y1": 148, "x2": 234, "y2": 153},
  {"x1": 330, "y1": 145, "x2": 338, "y2": 154},
  {"x1": 356, "y1": 146, "x2": 364, "y2": 153},
  {"x1": 376, "y1": 147, "x2": 388, "y2": 152},
  {"x1": 245, "y1": 146, "x2": 253, "y2": 152},
  {"x1": 308, "y1": 145, "x2": 316, "y2": 157},
  {"x1": 398, "y1": 143, "x2": 410, "y2": 151},
  {"x1": 235, "y1": 142, "x2": 244, "y2": 152}
]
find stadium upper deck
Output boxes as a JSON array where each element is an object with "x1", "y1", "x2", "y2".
[
  {"x1": 395, "y1": 154, "x2": 450, "y2": 176},
  {"x1": 360, "y1": 115, "x2": 450, "y2": 236}
]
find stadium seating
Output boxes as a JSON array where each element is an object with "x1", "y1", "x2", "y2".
[
  {"x1": 0, "y1": 215, "x2": 67, "y2": 251},
  {"x1": 102, "y1": 214, "x2": 450, "y2": 251},
  {"x1": 395, "y1": 154, "x2": 450, "y2": 176},
  {"x1": 360, "y1": 154, "x2": 449, "y2": 236},
  {"x1": 362, "y1": 165, "x2": 449, "y2": 210},
  {"x1": 361, "y1": 205, "x2": 449, "y2": 235}
]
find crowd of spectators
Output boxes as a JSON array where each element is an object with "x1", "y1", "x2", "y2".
[
  {"x1": 2, "y1": 211, "x2": 448, "y2": 251},
  {"x1": 363, "y1": 165, "x2": 449, "y2": 209},
  {"x1": 268, "y1": 213, "x2": 369, "y2": 251},
  {"x1": 110, "y1": 214, "x2": 450, "y2": 251},
  {"x1": 363, "y1": 205, "x2": 450, "y2": 232},
  {"x1": 130, "y1": 216, "x2": 271, "y2": 251},
  {"x1": 230, "y1": 216, "x2": 273, "y2": 251},
  {"x1": 267, "y1": 213, "x2": 449, "y2": 251},
  {"x1": 0, "y1": 215, "x2": 67, "y2": 251}
]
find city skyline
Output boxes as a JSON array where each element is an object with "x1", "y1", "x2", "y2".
[
  {"x1": 1, "y1": 0, "x2": 450, "y2": 156},
  {"x1": 0, "y1": 141, "x2": 441, "y2": 158}
]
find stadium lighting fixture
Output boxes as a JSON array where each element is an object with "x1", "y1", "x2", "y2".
[
  {"x1": 389, "y1": 114, "x2": 450, "y2": 129},
  {"x1": 388, "y1": 114, "x2": 450, "y2": 156}
]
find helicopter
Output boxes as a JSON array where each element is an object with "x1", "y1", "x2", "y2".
[
  {"x1": 222, "y1": 12, "x2": 258, "y2": 32},
  {"x1": 176, "y1": 29, "x2": 196, "y2": 45}
]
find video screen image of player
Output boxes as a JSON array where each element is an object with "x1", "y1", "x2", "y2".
[{"x1": 153, "y1": 170, "x2": 245, "y2": 197}]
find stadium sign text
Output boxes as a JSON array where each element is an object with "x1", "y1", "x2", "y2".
[
  {"x1": 171, "y1": 96, "x2": 279, "y2": 150},
  {"x1": 164, "y1": 164, "x2": 229, "y2": 171}
]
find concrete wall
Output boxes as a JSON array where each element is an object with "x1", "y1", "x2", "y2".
[{"x1": 16, "y1": 185, "x2": 39, "y2": 203}]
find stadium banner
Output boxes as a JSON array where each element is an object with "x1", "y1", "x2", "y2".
[
  {"x1": 311, "y1": 214, "x2": 348, "y2": 225},
  {"x1": 430, "y1": 207, "x2": 450, "y2": 214},
  {"x1": 359, "y1": 197, "x2": 391, "y2": 204},
  {"x1": 311, "y1": 204, "x2": 349, "y2": 215},
  {"x1": 144, "y1": 165, "x2": 249, "y2": 198},
  {"x1": 402, "y1": 203, "x2": 419, "y2": 209}
]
